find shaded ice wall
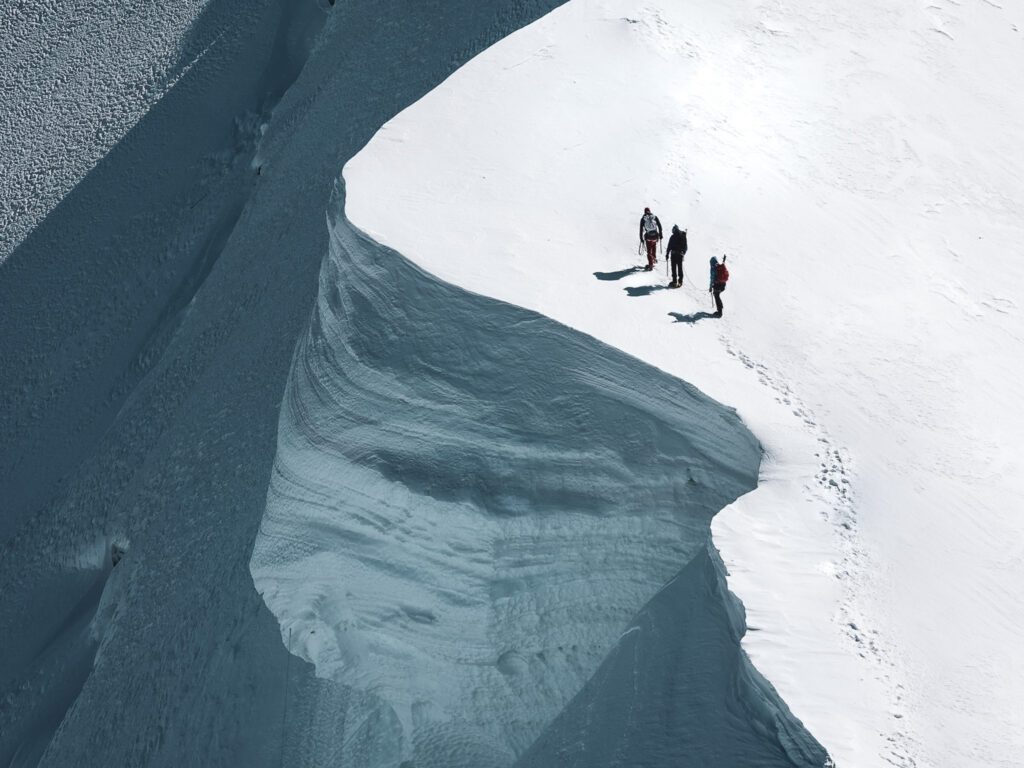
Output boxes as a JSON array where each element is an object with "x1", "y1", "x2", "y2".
[
  {"x1": 251, "y1": 189, "x2": 828, "y2": 766},
  {"x1": 0, "y1": 1, "x2": 573, "y2": 765}
]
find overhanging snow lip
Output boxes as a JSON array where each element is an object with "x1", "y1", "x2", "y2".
[{"x1": 251, "y1": 179, "x2": 824, "y2": 765}]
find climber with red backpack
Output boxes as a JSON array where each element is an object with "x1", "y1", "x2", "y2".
[{"x1": 709, "y1": 255, "x2": 729, "y2": 317}]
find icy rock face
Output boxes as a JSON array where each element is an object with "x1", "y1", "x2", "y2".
[{"x1": 251, "y1": 190, "x2": 826, "y2": 765}]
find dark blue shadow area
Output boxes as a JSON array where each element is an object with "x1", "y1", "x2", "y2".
[
  {"x1": 625, "y1": 284, "x2": 669, "y2": 297},
  {"x1": 0, "y1": 556, "x2": 115, "y2": 768},
  {"x1": 0, "y1": 1, "x2": 572, "y2": 766},
  {"x1": 670, "y1": 311, "x2": 717, "y2": 323},
  {"x1": 594, "y1": 266, "x2": 641, "y2": 281},
  {"x1": 0, "y1": 0, "x2": 324, "y2": 538}
]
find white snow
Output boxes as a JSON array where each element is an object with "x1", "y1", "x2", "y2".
[{"x1": 344, "y1": 1, "x2": 1024, "y2": 766}]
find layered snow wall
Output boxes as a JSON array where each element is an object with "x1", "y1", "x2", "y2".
[{"x1": 250, "y1": 189, "x2": 827, "y2": 765}]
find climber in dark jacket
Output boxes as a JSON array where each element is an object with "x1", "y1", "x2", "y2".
[{"x1": 665, "y1": 225, "x2": 687, "y2": 287}]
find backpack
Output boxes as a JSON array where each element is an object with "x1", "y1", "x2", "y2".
[
  {"x1": 716, "y1": 263, "x2": 729, "y2": 283},
  {"x1": 642, "y1": 214, "x2": 659, "y2": 237}
]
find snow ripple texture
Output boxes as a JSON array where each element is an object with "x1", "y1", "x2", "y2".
[{"x1": 251, "y1": 187, "x2": 828, "y2": 767}]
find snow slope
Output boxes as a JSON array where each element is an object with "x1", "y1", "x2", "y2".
[
  {"x1": 344, "y1": 1, "x2": 1024, "y2": 766},
  {"x1": 0, "y1": 0, "x2": 231, "y2": 258},
  {"x1": 0, "y1": 1, "x2": 577, "y2": 765},
  {"x1": 0, "y1": 0, "x2": 326, "y2": 539}
]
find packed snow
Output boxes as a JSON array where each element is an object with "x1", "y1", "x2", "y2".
[
  {"x1": 3, "y1": 0, "x2": 1021, "y2": 765},
  {"x1": 342, "y1": 1, "x2": 1024, "y2": 766}
]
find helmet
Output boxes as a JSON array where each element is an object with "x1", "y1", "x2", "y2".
[{"x1": 672, "y1": 225, "x2": 679, "y2": 234}]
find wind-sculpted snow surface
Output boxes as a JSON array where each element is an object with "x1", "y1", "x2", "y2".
[
  {"x1": 0, "y1": 0, "x2": 327, "y2": 540},
  {"x1": 2, "y1": 1, "x2": 594, "y2": 765},
  {"x1": 251, "y1": 190, "x2": 828, "y2": 766}
]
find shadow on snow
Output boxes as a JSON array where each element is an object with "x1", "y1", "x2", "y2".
[
  {"x1": 593, "y1": 266, "x2": 641, "y2": 281},
  {"x1": 669, "y1": 311, "x2": 717, "y2": 323}
]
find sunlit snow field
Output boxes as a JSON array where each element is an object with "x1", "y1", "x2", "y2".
[{"x1": 336, "y1": 1, "x2": 1024, "y2": 766}]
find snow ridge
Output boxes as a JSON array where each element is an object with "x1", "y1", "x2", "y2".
[{"x1": 250, "y1": 184, "x2": 828, "y2": 766}]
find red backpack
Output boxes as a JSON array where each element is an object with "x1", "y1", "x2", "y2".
[{"x1": 716, "y1": 263, "x2": 730, "y2": 283}]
